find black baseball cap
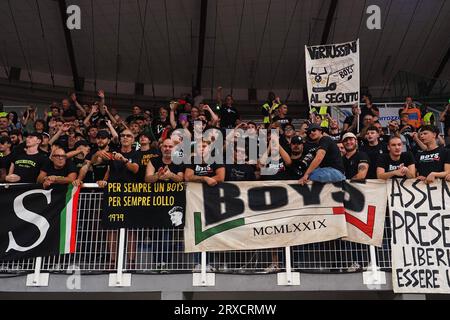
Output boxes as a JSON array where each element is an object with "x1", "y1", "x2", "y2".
[
  {"x1": 306, "y1": 123, "x2": 323, "y2": 133},
  {"x1": 96, "y1": 130, "x2": 110, "y2": 139},
  {"x1": 291, "y1": 136, "x2": 304, "y2": 145}
]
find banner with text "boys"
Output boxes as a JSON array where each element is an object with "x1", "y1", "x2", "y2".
[{"x1": 184, "y1": 180, "x2": 386, "y2": 252}]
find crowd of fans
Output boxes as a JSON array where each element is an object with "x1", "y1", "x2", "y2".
[
  {"x1": 1, "y1": 88, "x2": 450, "y2": 272},
  {"x1": 0, "y1": 89, "x2": 449, "y2": 190}
]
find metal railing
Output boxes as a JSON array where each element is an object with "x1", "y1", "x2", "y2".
[{"x1": 0, "y1": 187, "x2": 392, "y2": 275}]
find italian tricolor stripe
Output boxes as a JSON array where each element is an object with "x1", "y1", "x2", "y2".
[{"x1": 59, "y1": 185, "x2": 80, "y2": 254}]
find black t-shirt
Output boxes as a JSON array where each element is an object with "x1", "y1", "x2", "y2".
[
  {"x1": 360, "y1": 143, "x2": 388, "y2": 179},
  {"x1": 343, "y1": 115, "x2": 358, "y2": 134},
  {"x1": 328, "y1": 132, "x2": 342, "y2": 142},
  {"x1": 343, "y1": 151, "x2": 370, "y2": 179},
  {"x1": 376, "y1": 152, "x2": 415, "y2": 177},
  {"x1": 272, "y1": 116, "x2": 292, "y2": 126},
  {"x1": 225, "y1": 164, "x2": 256, "y2": 181},
  {"x1": 0, "y1": 153, "x2": 13, "y2": 171},
  {"x1": 415, "y1": 146, "x2": 450, "y2": 177},
  {"x1": 62, "y1": 107, "x2": 77, "y2": 119},
  {"x1": 137, "y1": 149, "x2": 160, "y2": 181},
  {"x1": 260, "y1": 157, "x2": 292, "y2": 180},
  {"x1": 108, "y1": 150, "x2": 140, "y2": 182},
  {"x1": 41, "y1": 160, "x2": 77, "y2": 178},
  {"x1": 187, "y1": 162, "x2": 224, "y2": 177},
  {"x1": 72, "y1": 157, "x2": 86, "y2": 173},
  {"x1": 84, "y1": 148, "x2": 112, "y2": 182},
  {"x1": 11, "y1": 152, "x2": 49, "y2": 183},
  {"x1": 220, "y1": 106, "x2": 239, "y2": 129},
  {"x1": 151, "y1": 119, "x2": 170, "y2": 140},
  {"x1": 148, "y1": 155, "x2": 184, "y2": 181},
  {"x1": 318, "y1": 136, "x2": 345, "y2": 173}
]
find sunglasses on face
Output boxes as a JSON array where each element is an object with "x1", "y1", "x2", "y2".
[
  {"x1": 52, "y1": 155, "x2": 67, "y2": 159},
  {"x1": 120, "y1": 134, "x2": 134, "y2": 138}
]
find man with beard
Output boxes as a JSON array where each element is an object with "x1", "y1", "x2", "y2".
[
  {"x1": 298, "y1": 124, "x2": 345, "y2": 184},
  {"x1": 287, "y1": 136, "x2": 312, "y2": 179},
  {"x1": 377, "y1": 136, "x2": 416, "y2": 179},
  {"x1": 145, "y1": 138, "x2": 184, "y2": 183},
  {"x1": 73, "y1": 130, "x2": 112, "y2": 186},
  {"x1": 6, "y1": 133, "x2": 48, "y2": 183},
  {"x1": 342, "y1": 132, "x2": 369, "y2": 180}
]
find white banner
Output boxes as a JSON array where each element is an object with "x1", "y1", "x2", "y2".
[
  {"x1": 305, "y1": 40, "x2": 360, "y2": 107},
  {"x1": 389, "y1": 179, "x2": 450, "y2": 294},
  {"x1": 184, "y1": 180, "x2": 386, "y2": 252},
  {"x1": 378, "y1": 106, "x2": 401, "y2": 127}
]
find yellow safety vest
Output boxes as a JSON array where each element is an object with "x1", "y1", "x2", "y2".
[
  {"x1": 423, "y1": 112, "x2": 434, "y2": 125},
  {"x1": 310, "y1": 106, "x2": 329, "y2": 127},
  {"x1": 262, "y1": 102, "x2": 280, "y2": 124}
]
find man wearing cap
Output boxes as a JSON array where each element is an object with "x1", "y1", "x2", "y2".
[
  {"x1": 342, "y1": 132, "x2": 370, "y2": 180},
  {"x1": 287, "y1": 136, "x2": 310, "y2": 179},
  {"x1": 6, "y1": 133, "x2": 49, "y2": 183},
  {"x1": 298, "y1": 124, "x2": 345, "y2": 185},
  {"x1": 415, "y1": 125, "x2": 450, "y2": 184},
  {"x1": 38, "y1": 132, "x2": 51, "y2": 156},
  {"x1": 73, "y1": 130, "x2": 112, "y2": 186}
]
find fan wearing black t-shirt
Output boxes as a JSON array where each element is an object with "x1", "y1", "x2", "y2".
[
  {"x1": 145, "y1": 139, "x2": 184, "y2": 183},
  {"x1": 415, "y1": 126, "x2": 450, "y2": 183},
  {"x1": 37, "y1": 148, "x2": 77, "y2": 188},
  {"x1": 6, "y1": 133, "x2": 48, "y2": 183},
  {"x1": 185, "y1": 141, "x2": 225, "y2": 186},
  {"x1": 73, "y1": 130, "x2": 113, "y2": 187},
  {"x1": 360, "y1": 126, "x2": 388, "y2": 179},
  {"x1": 376, "y1": 136, "x2": 416, "y2": 179},
  {"x1": 107, "y1": 129, "x2": 139, "y2": 182},
  {"x1": 225, "y1": 145, "x2": 256, "y2": 181},
  {"x1": 342, "y1": 132, "x2": 369, "y2": 180},
  {"x1": 0, "y1": 136, "x2": 13, "y2": 182},
  {"x1": 299, "y1": 124, "x2": 345, "y2": 185}
]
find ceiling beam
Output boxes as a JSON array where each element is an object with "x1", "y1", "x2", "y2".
[
  {"x1": 320, "y1": 0, "x2": 338, "y2": 45},
  {"x1": 195, "y1": 0, "x2": 208, "y2": 92},
  {"x1": 57, "y1": 0, "x2": 82, "y2": 91}
]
